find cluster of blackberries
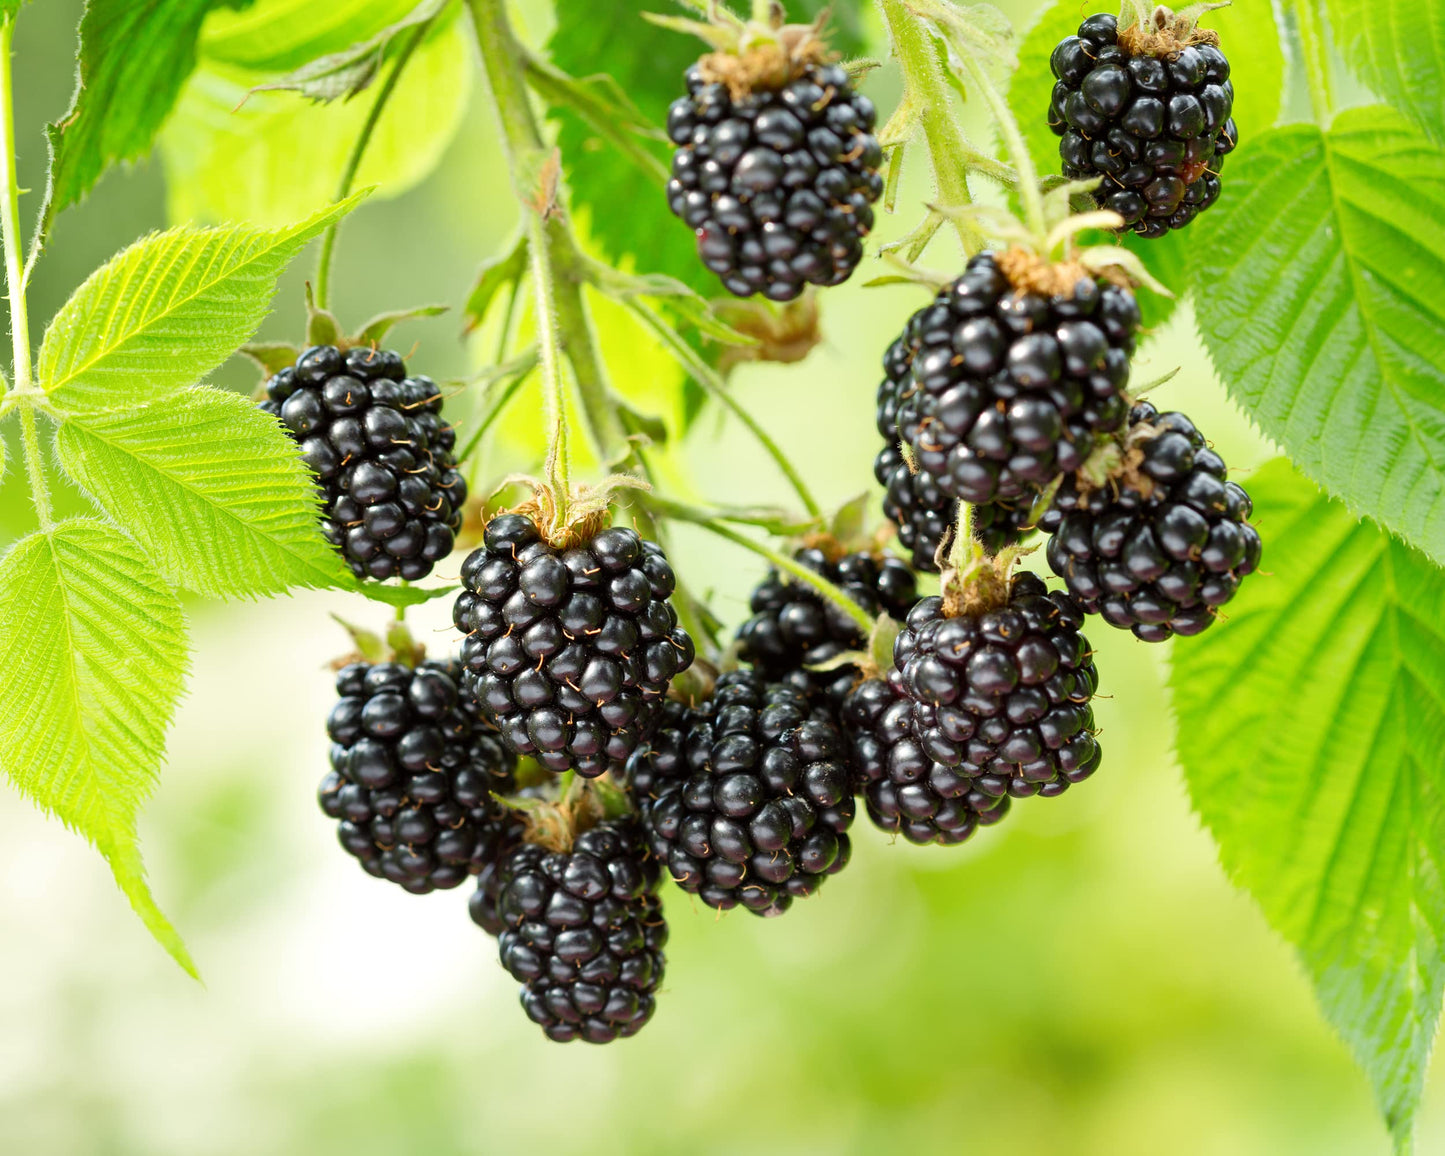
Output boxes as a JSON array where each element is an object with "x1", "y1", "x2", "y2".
[
  {"x1": 665, "y1": 60, "x2": 883, "y2": 300},
  {"x1": 1049, "y1": 13, "x2": 1237, "y2": 237},
  {"x1": 262, "y1": 345, "x2": 466, "y2": 581},
  {"x1": 452, "y1": 513, "x2": 696, "y2": 777}
]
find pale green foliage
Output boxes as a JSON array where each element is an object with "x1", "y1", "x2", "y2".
[
  {"x1": 1191, "y1": 108, "x2": 1445, "y2": 566},
  {"x1": 1326, "y1": 0, "x2": 1445, "y2": 146},
  {"x1": 160, "y1": 12, "x2": 469, "y2": 226},
  {"x1": 41, "y1": 0, "x2": 250, "y2": 232},
  {"x1": 36, "y1": 195, "x2": 365, "y2": 410},
  {"x1": 1173, "y1": 459, "x2": 1445, "y2": 1147},
  {"x1": 56, "y1": 388, "x2": 352, "y2": 598},
  {"x1": 0, "y1": 520, "x2": 192, "y2": 975},
  {"x1": 200, "y1": 0, "x2": 417, "y2": 72}
]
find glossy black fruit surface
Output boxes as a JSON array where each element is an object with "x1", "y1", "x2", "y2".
[
  {"x1": 1049, "y1": 14, "x2": 1237, "y2": 237},
  {"x1": 452, "y1": 514, "x2": 695, "y2": 776},
  {"x1": 666, "y1": 61, "x2": 884, "y2": 300},
  {"x1": 318, "y1": 660, "x2": 519, "y2": 893},
  {"x1": 1040, "y1": 401, "x2": 1262, "y2": 640},
  {"x1": 261, "y1": 345, "x2": 466, "y2": 582}
]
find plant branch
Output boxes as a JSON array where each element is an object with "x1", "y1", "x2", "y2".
[
  {"x1": 644, "y1": 493, "x2": 876, "y2": 635},
  {"x1": 314, "y1": 15, "x2": 434, "y2": 311},
  {"x1": 956, "y1": 54, "x2": 1046, "y2": 246},
  {"x1": 877, "y1": 0, "x2": 982, "y2": 253},
  {"x1": 18, "y1": 403, "x2": 53, "y2": 528},
  {"x1": 1293, "y1": 0, "x2": 1335, "y2": 128},
  {"x1": 0, "y1": 13, "x2": 31, "y2": 396}
]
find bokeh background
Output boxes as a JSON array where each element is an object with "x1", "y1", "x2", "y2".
[{"x1": 2, "y1": 1, "x2": 1442, "y2": 1153}]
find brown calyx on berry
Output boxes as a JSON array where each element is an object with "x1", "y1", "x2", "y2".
[{"x1": 1117, "y1": 2, "x2": 1229, "y2": 58}]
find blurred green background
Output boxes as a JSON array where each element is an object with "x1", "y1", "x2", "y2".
[{"x1": 2, "y1": 1, "x2": 1442, "y2": 1153}]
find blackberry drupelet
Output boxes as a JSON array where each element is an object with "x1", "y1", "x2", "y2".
[
  {"x1": 1040, "y1": 401, "x2": 1262, "y2": 640},
  {"x1": 874, "y1": 333, "x2": 1033, "y2": 569},
  {"x1": 452, "y1": 513, "x2": 695, "y2": 777},
  {"x1": 736, "y1": 546, "x2": 918, "y2": 705},
  {"x1": 318, "y1": 659, "x2": 519, "y2": 893},
  {"x1": 634, "y1": 672, "x2": 854, "y2": 916},
  {"x1": 893, "y1": 573, "x2": 1101, "y2": 798},
  {"x1": 261, "y1": 345, "x2": 466, "y2": 581},
  {"x1": 890, "y1": 252, "x2": 1139, "y2": 511},
  {"x1": 490, "y1": 819, "x2": 667, "y2": 1043},
  {"x1": 665, "y1": 60, "x2": 884, "y2": 300},
  {"x1": 842, "y1": 676, "x2": 1011, "y2": 845},
  {"x1": 1049, "y1": 12, "x2": 1237, "y2": 237}
]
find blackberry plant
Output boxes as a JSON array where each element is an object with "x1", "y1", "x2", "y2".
[
  {"x1": 661, "y1": 5, "x2": 884, "y2": 299},
  {"x1": 4, "y1": 0, "x2": 1440, "y2": 1139},
  {"x1": 1048, "y1": 6, "x2": 1236, "y2": 237}
]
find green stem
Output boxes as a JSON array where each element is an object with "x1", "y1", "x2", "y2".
[
  {"x1": 314, "y1": 16, "x2": 433, "y2": 311},
  {"x1": 18, "y1": 402, "x2": 53, "y2": 529},
  {"x1": 645, "y1": 494, "x2": 876, "y2": 636},
  {"x1": 948, "y1": 498, "x2": 973, "y2": 570},
  {"x1": 624, "y1": 301, "x2": 820, "y2": 518},
  {"x1": 957, "y1": 55, "x2": 1047, "y2": 246},
  {"x1": 877, "y1": 0, "x2": 981, "y2": 253},
  {"x1": 0, "y1": 14, "x2": 30, "y2": 396},
  {"x1": 527, "y1": 209, "x2": 571, "y2": 509},
  {"x1": 467, "y1": 0, "x2": 642, "y2": 524},
  {"x1": 1294, "y1": 0, "x2": 1335, "y2": 128}
]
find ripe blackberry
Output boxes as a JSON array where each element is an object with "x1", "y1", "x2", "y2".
[
  {"x1": 894, "y1": 251, "x2": 1140, "y2": 510},
  {"x1": 1040, "y1": 401, "x2": 1262, "y2": 640},
  {"x1": 634, "y1": 672, "x2": 854, "y2": 916},
  {"x1": 893, "y1": 572, "x2": 1101, "y2": 799},
  {"x1": 261, "y1": 345, "x2": 466, "y2": 581},
  {"x1": 665, "y1": 60, "x2": 884, "y2": 300},
  {"x1": 489, "y1": 819, "x2": 666, "y2": 1043},
  {"x1": 318, "y1": 659, "x2": 519, "y2": 893},
  {"x1": 874, "y1": 335, "x2": 1032, "y2": 568},
  {"x1": 1049, "y1": 12, "x2": 1237, "y2": 237},
  {"x1": 736, "y1": 546, "x2": 918, "y2": 705},
  {"x1": 452, "y1": 513, "x2": 695, "y2": 777},
  {"x1": 842, "y1": 677, "x2": 1011, "y2": 845}
]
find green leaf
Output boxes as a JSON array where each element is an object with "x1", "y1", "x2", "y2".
[
  {"x1": 546, "y1": 0, "x2": 865, "y2": 287},
  {"x1": 36, "y1": 195, "x2": 365, "y2": 411},
  {"x1": 200, "y1": 0, "x2": 418, "y2": 72},
  {"x1": 250, "y1": 0, "x2": 448, "y2": 102},
  {"x1": 1190, "y1": 107, "x2": 1445, "y2": 565},
  {"x1": 41, "y1": 0, "x2": 253, "y2": 233},
  {"x1": 355, "y1": 303, "x2": 448, "y2": 345},
  {"x1": 462, "y1": 232, "x2": 528, "y2": 334},
  {"x1": 1326, "y1": 0, "x2": 1445, "y2": 146},
  {"x1": 0, "y1": 519, "x2": 193, "y2": 974},
  {"x1": 160, "y1": 15, "x2": 468, "y2": 226},
  {"x1": 1006, "y1": 0, "x2": 1284, "y2": 317},
  {"x1": 355, "y1": 581, "x2": 459, "y2": 609},
  {"x1": 55, "y1": 387, "x2": 352, "y2": 598},
  {"x1": 1172, "y1": 459, "x2": 1445, "y2": 1147}
]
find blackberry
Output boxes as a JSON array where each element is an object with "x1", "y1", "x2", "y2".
[
  {"x1": 452, "y1": 513, "x2": 695, "y2": 777},
  {"x1": 1049, "y1": 12, "x2": 1237, "y2": 237},
  {"x1": 895, "y1": 251, "x2": 1140, "y2": 510},
  {"x1": 665, "y1": 60, "x2": 884, "y2": 300},
  {"x1": 893, "y1": 572, "x2": 1101, "y2": 799},
  {"x1": 736, "y1": 546, "x2": 918, "y2": 705},
  {"x1": 318, "y1": 659, "x2": 519, "y2": 893},
  {"x1": 874, "y1": 335, "x2": 1032, "y2": 569},
  {"x1": 1040, "y1": 401, "x2": 1262, "y2": 640},
  {"x1": 261, "y1": 345, "x2": 466, "y2": 581},
  {"x1": 633, "y1": 672, "x2": 854, "y2": 916},
  {"x1": 488, "y1": 819, "x2": 666, "y2": 1043},
  {"x1": 842, "y1": 676, "x2": 1011, "y2": 845}
]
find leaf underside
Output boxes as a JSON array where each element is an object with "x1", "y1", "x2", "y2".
[{"x1": 1172, "y1": 459, "x2": 1445, "y2": 1146}]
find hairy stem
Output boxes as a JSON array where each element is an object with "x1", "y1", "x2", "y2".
[
  {"x1": 0, "y1": 14, "x2": 30, "y2": 395},
  {"x1": 18, "y1": 403, "x2": 53, "y2": 528},
  {"x1": 645, "y1": 494, "x2": 876, "y2": 635},
  {"x1": 957, "y1": 55, "x2": 1047, "y2": 247},
  {"x1": 527, "y1": 209, "x2": 571, "y2": 510},
  {"x1": 877, "y1": 0, "x2": 982, "y2": 253},
  {"x1": 1293, "y1": 0, "x2": 1335, "y2": 128},
  {"x1": 314, "y1": 16, "x2": 433, "y2": 311}
]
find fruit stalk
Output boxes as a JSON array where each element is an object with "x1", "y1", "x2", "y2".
[
  {"x1": 954, "y1": 53, "x2": 1047, "y2": 246},
  {"x1": 465, "y1": 0, "x2": 631, "y2": 469},
  {"x1": 314, "y1": 14, "x2": 434, "y2": 310},
  {"x1": 876, "y1": 0, "x2": 981, "y2": 252}
]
